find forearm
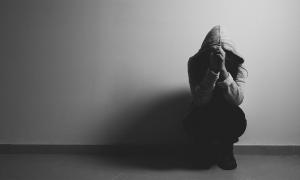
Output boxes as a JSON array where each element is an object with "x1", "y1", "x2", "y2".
[
  {"x1": 217, "y1": 72, "x2": 245, "y2": 105},
  {"x1": 192, "y1": 69, "x2": 220, "y2": 106},
  {"x1": 219, "y1": 68, "x2": 229, "y2": 81}
]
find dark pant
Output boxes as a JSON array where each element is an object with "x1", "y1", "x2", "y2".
[{"x1": 182, "y1": 100, "x2": 247, "y2": 145}]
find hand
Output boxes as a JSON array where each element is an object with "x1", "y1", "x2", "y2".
[{"x1": 209, "y1": 46, "x2": 226, "y2": 73}]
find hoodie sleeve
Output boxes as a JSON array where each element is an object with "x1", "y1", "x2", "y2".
[
  {"x1": 216, "y1": 67, "x2": 246, "y2": 106},
  {"x1": 188, "y1": 65, "x2": 220, "y2": 107}
]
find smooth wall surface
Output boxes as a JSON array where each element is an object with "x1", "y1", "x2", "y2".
[{"x1": 1, "y1": 0, "x2": 300, "y2": 145}]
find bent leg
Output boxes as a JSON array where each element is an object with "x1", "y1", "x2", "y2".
[
  {"x1": 182, "y1": 104, "x2": 219, "y2": 167},
  {"x1": 182, "y1": 103, "x2": 219, "y2": 144},
  {"x1": 214, "y1": 102, "x2": 247, "y2": 143},
  {"x1": 182, "y1": 102, "x2": 247, "y2": 144}
]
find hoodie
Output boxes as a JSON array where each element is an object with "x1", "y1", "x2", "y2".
[{"x1": 188, "y1": 25, "x2": 246, "y2": 108}]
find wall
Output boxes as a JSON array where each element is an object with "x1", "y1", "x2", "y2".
[{"x1": 1, "y1": 0, "x2": 300, "y2": 145}]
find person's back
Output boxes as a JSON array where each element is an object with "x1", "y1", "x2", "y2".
[{"x1": 183, "y1": 25, "x2": 248, "y2": 170}]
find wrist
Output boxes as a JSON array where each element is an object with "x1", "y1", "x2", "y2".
[
  {"x1": 219, "y1": 69, "x2": 229, "y2": 81},
  {"x1": 209, "y1": 67, "x2": 220, "y2": 74}
]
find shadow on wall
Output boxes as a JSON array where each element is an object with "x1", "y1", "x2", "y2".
[
  {"x1": 99, "y1": 89, "x2": 194, "y2": 145},
  {"x1": 91, "y1": 89, "x2": 214, "y2": 170}
]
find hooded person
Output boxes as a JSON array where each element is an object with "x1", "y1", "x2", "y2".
[{"x1": 182, "y1": 25, "x2": 248, "y2": 170}]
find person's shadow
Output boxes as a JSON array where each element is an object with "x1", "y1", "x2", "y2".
[{"x1": 93, "y1": 88, "x2": 212, "y2": 170}]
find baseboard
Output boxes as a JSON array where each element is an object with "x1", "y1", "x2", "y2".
[
  {"x1": 234, "y1": 145, "x2": 300, "y2": 155},
  {"x1": 0, "y1": 144, "x2": 299, "y2": 155}
]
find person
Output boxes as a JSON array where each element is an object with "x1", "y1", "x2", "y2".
[{"x1": 182, "y1": 25, "x2": 248, "y2": 170}]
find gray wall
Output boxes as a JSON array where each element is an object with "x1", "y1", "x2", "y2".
[{"x1": 1, "y1": 0, "x2": 300, "y2": 145}]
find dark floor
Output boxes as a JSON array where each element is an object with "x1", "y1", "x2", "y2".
[{"x1": 0, "y1": 153, "x2": 300, "y2": 180}]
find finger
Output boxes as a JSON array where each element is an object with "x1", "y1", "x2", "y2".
[
  {"x1": 213, "y1": 46, "x2": 225, "y2": 56},
  {"x1": 214, "y1": 51, "x2": 225, "y2": 61},
  {"x1": 214, "y1": 53, "x2": 223, "y2": 61}
]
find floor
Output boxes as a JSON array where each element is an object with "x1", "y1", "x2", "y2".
[{"x1": 0, "y1": 153, "x2": 300, "y2": 180}]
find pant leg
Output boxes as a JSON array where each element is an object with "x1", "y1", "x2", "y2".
[
  {"x1": 182, "y1": 104, "x2": 218, "y2": 166},
  {"x1": 182, "y1": 102, "x2": 247, "y2": 144},
  {"x1": 213, "y1": 102, "x2": 247, "y2": 143},
  {"x1": 182, "y1": 103, "x2": 218, "y2": 144}
]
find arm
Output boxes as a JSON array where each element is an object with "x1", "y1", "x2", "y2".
[
  {"x1": 188, "y1": 61, "x2": 220, "y2": 107},
  {"x1": 216, "y1": 67, "x2": 246, "y2": 106}
]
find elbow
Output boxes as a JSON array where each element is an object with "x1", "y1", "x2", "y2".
[
  {"x1": 236, "y1": 96, "x2": 244, "y2": 106},
  {"x1": 224, "y1": 92, "x2": 244, "y2": 106},
  {"x1": 233, "y1": 93, "x2": 244, "y2": 106}
]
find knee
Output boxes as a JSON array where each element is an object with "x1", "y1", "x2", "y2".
[
  {"x1": 220, "y1": 105, "x2": 247, "y2": 138},
  {"x1": 224, "y1": 103, "x2": 246, "y2": 120},
  {"x1": 231, "y1": 106, "x2": 247, "y2": 137}
]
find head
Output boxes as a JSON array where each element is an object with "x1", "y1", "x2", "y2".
[{"x1": 191, "y1": 25, "x2": 248, "y2": 80}]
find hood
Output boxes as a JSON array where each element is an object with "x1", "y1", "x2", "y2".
[{"x1": 194, "y1": 25, "x2": 244, "y2": 64}]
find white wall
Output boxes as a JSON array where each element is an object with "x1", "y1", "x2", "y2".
[{"x1": 1, "y1": 0, "x2": 300, "y2": 145}]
